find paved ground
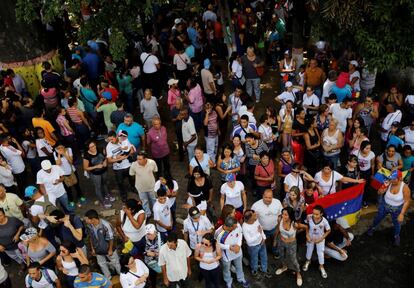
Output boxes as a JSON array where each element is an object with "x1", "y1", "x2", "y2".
[{"x1": 9, "y1": 67, "x2": 414, "y2": 287}]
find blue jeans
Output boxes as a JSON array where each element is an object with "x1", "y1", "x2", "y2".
[
  {"x1": 221, "y1": 255, "x2": 246, "y2": 286},
  {"x1": 371, "y1": 198, "x2": 403, "y2": 237},
  {"x1": 56, "y1": 193, "x2": 73, "y2": 215},
  {"x1": 323, "y1": 153, "x2": 340, "y2": 170},
  {"x1": 246, "y1": 78, "x2": 261, "y2": 101},
  {"x1": 264, "y1": 228, "x2": 278, "y2": 254},
  {"x1": 247, "y1": 243, "x2": 268, "y2": 272}
]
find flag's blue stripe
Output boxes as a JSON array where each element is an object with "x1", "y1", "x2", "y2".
[{"x1": 323, "y1": 194, "x2": 363, "y2": 220}]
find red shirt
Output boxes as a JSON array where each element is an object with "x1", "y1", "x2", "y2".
[
  {"x1": 101, "y1": 87, "x2": 119, "y2": 103},
  {"x1": 254, "y1": 160, "x2": 275, "y2": 187}
]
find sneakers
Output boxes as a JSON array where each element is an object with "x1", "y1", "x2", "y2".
[
  {"x1": 275, "y1": 266, "x2": 288, "y2": 275},
  {"x1": 394, "y1": 235, "x2": 401, "y2": 246},
  {"x1": 297, "y1": 275, "x2": 303, "y2": 287},
  {"x1": 320, "y1": 267, "x2": 328, "y2": 278},
  {"x1": 103, "y1": 202, "x2": 112, "y2": 208},
  {"x1": 240, "y1": 281, "x2": 250, "y2": 288},
  {"x1": 302, "y1": 260, "x2": 310, "y2": 272}
]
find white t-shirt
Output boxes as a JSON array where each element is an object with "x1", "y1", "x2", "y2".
[
  {"x1": 153, "y1": 198, "x2": 174, "y2": 232},
  {"x1": 381, "y1": 110, "x2": 402, "y2": 141},
  {"x1": 329, "y1": 103, "x2": 352, "y2": 133},
  {"x1": 238, "y1": 106, "x2": 257, "y2": 124},
  {"x1": 22, "y1": 140, "x2": 36, "y2": 159},
  {"x1": 173, "y1": 53, "x2": 190, "y2": 71},
  {"x1": 154, "y1": 180, "x2": 178, "y2": 205},
  {"x1": 242, "y1": 220, "x2": 266, "y2": 246},
  {"x1": 302, "y1": 94, "x2": 320, "y2": 113},
  {"x1": 53, "y1": 148, "x2": 75, "y2": 175},
  {"x1": 190, "y1": 154, "x2": 211, "y2": 175},
  {"x1": 349, "y1": 70, "x2": 361, "y2": 91},
  {"x1": 353, "y1": 150, "x2": 375, "y2": 172},
  {"x1": 140, "y1": 52, "x2": 159, "y2": 74},
  {"x1": 36, "y1": 166, "x2": 66, "y2": 203},
  {"x1": 322, "y1": 79, "x2": 335, "y2": 102},
  {"x1": 277, "y1": 91, "x2": 296, "y2": 104},
  {"x1": 120, "y1": 259, "x2": 149, "y2": 288},
  {"x1": 30, "y1": 196, "x2": 55, "y2": 229},
  {"x1": 36, "y1": 139, "x2": 53, "y2": 157},
  {"x1": 182, "y1": 117, "x2": 198, "y2": 144},
  {"x1": 106, "y1": 142, "x2": 131, "y2": 170},
  {"x1": 183, "y1": 215, "x2": 213, "y2": 249},
  {"x1": 231, "y1": 60, "x2": 243, "y2": 79},
  {"x1": 120, "y1": 210, "x2": 146, "y2": 242},
  {"x1": 251, "y1": 199, "x2": 282, "y2": 231},
  {"x1": 284, "y1": 173, "x2": 303, "y2": 192},
  {"x1": 314, "y1": 171, "x2": 343, "y2": 195},
  {"x1": 220, "y1": 181, "x2": 245, "y2": 209},
  {"x1": 258, "y1": 124, "x2": 273, "y2": 144},
  {"x1": 403, "y1": 126, "x2": 414, "y2": 149},
  {"x1": 306, "y1": 215, "x2": 330, "y2": 241},
  {"x1": 25, "y1": 268, "x2": 57, "y2": 288},
  {"x1": 0, "y1": 145, "x2": 25, "y2": 174}
]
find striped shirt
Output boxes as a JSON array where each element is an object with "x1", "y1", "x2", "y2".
[
  {"x1": 206, "y1": 111, "x2": 218, "y2": 137},
  {"x1": 66, "y1": 107, "x2": 83, "y2": 124},
  {"x1": 245, "y1": 140, "x2": 269, "y2": 166}
]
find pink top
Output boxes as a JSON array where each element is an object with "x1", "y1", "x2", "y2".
[
  {"x1": 41, "y1": 88, "x2": 58, "y2": 108},
  {"x1": 188, "y1": 84, "x2": 204, "y2": 113},
  {"x1": 147, "y1": 126, "x2": 170, "y2": 158},
  {"x1": 56, "y1": 114, "x2": 73, "y2": 136},
  {"x1": 167, "y1": 88, "x2": 181, "y2": 110}
]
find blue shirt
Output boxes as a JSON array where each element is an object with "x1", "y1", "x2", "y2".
[
  {"x1": 331, "y1": 84, "x2": 352, "y2": 103},
  {"x1": 387, "y1": 135, "x2": 404, "y2": 149},
  {"x1": 402, "y1": 155, "x2": 414, "y2": 178},
  {"x1": 185, "y1": 45, "x2": 195, "y2": 59},
  {"x1": 187, "y1": 27, "x2": 201, "y2": 49},
  {"x1": 79, "y1": 87, "x2": 98, "y2": 114},
  {"x1": 117, "y1": 122, "x2": 145, "y2": 148},
  {"x1": 83, "y1": 52, "x2": 101, "y2": 80},
  {"x1": 74, "y1": 272, "x2": 110, "y2": 288}
]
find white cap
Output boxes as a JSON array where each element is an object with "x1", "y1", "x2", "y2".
[
  {"x1": 145, "y1": 224, "x2": 156, "y2": 234},
  {"x1": 174, "y1": 18, "x2": 182, "y2": 25},
  {"x1": 350, "y1": 60, "x2": 359, "y2": 67},
  {"x1": 285, "y1": 81, "x2": 293, "y2": 88},
  {"x1": 41, "y1": 160, "x2": 52, "y2": 170},
  {"x1": 167, "y1": 79, "x2": 179, "y2": 86}
]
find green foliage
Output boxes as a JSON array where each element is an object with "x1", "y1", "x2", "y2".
[
  {"x1": 14, "y1": 0, "x2": 179, "y2": 60},
  {"x1": 309, "y1": 0, "x2": 414, "y2": 72}
]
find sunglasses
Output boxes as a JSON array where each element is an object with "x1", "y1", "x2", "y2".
[{"x1": 202, "y1": 242, "x2": 210, "y2": 246}]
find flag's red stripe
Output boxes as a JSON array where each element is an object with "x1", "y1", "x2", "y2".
[{"x1": 306, "y1": 183, "x2": 365, "y2": 214}]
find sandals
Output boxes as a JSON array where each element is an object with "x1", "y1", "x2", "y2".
[{"x1": 275, "y1": 266, "x2": 288, "y2": 275}]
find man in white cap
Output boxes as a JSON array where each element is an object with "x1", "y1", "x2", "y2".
[
  {"x1": 36, "y1": 160, "x2": 72, "y2": 214},
  {"x1": 275, "y1": 81, "x2": 297, "y2": 105},
  {"x1": 183, "y1": 207, "x2": 213, "y2": 250},
  {"x1": 349, "y1": 60, "x2": 360, "y2": 93}
]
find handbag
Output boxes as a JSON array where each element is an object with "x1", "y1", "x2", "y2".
[{"x1": 63, "y1": 167, "x2": 78, "y2": 187}]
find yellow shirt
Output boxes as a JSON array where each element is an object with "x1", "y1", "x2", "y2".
[{"x1": 32, "y1": 117, "x2": 56, "y2": 146}]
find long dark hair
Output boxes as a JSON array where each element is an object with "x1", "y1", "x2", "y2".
[
  {"x1": 220, "y1": 143, "x2": 234, "y2": 159},
  {"x1": 125, "y1": 199, "x2": 144, "y2": 215},
  {"x1": 282, "y1": 207, "x2": 296, "y2": 224},
  {"x1": 202, "y1": 233, "x2": 217, "y2": 252},
  {"x1": 120, "y1": 254, "x2": 132, "y2": 274}
]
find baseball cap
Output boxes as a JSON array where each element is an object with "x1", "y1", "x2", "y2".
[
  {"x1": 189, "y1": 207, "x2": 201, "y2": 219},
  {"x1": 118, "y1": 130, "x2": 128, "y2": 137},
  {"x1": 145, "y1": 224, "x2": 156, "y2": 234},
  {"x1": 204, "y1": 58, "x2": 211, "y2": 69},
  {"x1": 391, "y1": 121, "x2": 400, "y2": 127},
  {"x1": 20, "y1": 227, "x2": 37, "y2": 241},
  {"x1": 25, "y1": 185, "x2": 38, "y2": 198},
  {"x1": 350, "y1": 60, "x2": 359, "y2": 67},
  {"x1": 41, "y1": 160, "x2": 52, "y2": 171},
  {"x1": 102, "y1": 91, "x2": 112, "y2": 100},
  {"x1": 167, "y1": 79, "x2": 179, "y2": 86},
  {"x1": 285, "y1": 81, "x2": 293, "y2": 88}
]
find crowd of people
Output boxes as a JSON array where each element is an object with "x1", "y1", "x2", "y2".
[{"x1": 0, "y1": 1, "x2": 413, "y2": 288}]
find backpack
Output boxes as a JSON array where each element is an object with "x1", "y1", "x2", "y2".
[
  {"x1": 33, "y1": 195, "x2": 58, "y2": 220},
  {"x1": 27, "y1": 268, "x2": 55, "y2": 287}
]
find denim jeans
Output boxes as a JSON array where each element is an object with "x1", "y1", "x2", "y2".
[
  {"x1": 264, "y1": 228, "x2": 278, "y2": 254},
  {"x1": 90, "y1": 172, "x2": 110, "y2": 203},
  {"x1": 323, "y1": 153, "x2": 340, "y2": 170},
  {"x1": 56, "y1": 193, "x2": 73, "y2": 214},
  {"x1": 138, "y1": 191, "x2": 157, "y2": 217},
  {"x1": 113, "y1": 168, "x2": 134, "y2": 201},
  {"x1": 247, "y1": 242, "x2": 268, "y2": 272},
  {"x1": 371, "y1": 198, "x2": 403, "y2": 237},
  {"x1": 205, "y1": 136, "x2": 218, "y2": 164},
  {"x1": 221, "y1": 255, "x2": 246, "y2": 286},
  {"x1": 187, "y1": 143, "x2": 197, "y2": 162},
  {"x1": 279, "y1": 239, "x2": 300, "y2": 271},
  {"x1": 246, "y1": 78, "x2": 261, "y2": 101}
]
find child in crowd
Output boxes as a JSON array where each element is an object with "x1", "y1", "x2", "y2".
[{"x1": 153, "y1": 188, "x2": 174, "y2": 242}]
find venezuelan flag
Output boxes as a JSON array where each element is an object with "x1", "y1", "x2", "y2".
[{"x1": 306, "y1": 183, "x2": 366, "y2": 226}]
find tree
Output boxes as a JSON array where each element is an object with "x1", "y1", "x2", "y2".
[
  {"x1": 15, "y1": 0, "x2": 202, "y2": 61},
  {"x1": 307, "y1": 0, "x2": 414, "y2": 72}
]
